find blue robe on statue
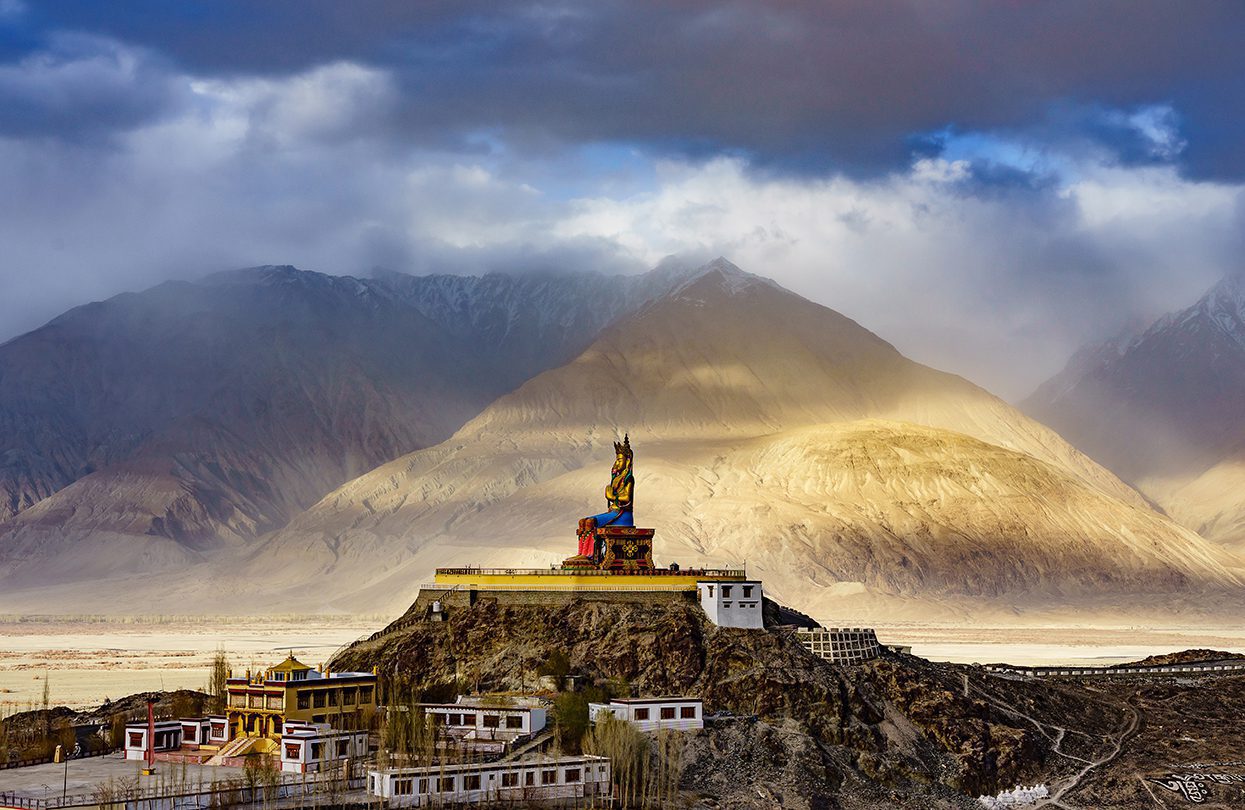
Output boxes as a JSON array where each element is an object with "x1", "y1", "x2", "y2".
[{"x1": 589, "y1": 508, "x2": 633, "y2": 527}]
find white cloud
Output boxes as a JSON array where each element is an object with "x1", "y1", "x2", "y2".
[
  {"x1": 1, "y1": 48, "x2": 1241, "y2": 402},
  {"x1": 552, "y1": 156, "x2": 1244, "y2": 399}
]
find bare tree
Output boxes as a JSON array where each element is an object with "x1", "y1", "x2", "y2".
[{"x1": 208, "y1": 649, "x2": 231, "y2": 714}]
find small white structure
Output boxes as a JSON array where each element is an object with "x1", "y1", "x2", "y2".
[
  {"x1": 697, "y1": 580, "x2": 764, "y2": 629},
  {"x1": 978, "y1": 784, "x2": 1049, "y2": 808},
  {"x1": 179, "y1": 718, "x2": 212, "y2": 749},
  {"x1": 418, "y1": 699, "x2": 547, "y2": 741},
  {"x1": 369, "y1": 755, "x2": 610, "y2": 806},
  {"x1": 589, "y1": 698, "x2": 703, "y2": 732},
  {"x1": 280, "y1": 722, "x2": 369, "y2": 773},
  {"x1": 123, "y1": 720, "x2": 182, "y2": 761},
  {"x1": 206, "y1": 715, "x2": 229, "y2": 745}
]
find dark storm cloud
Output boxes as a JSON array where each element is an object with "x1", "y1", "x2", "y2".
[
  {"x1": 0, "y1": 33, "x2": 186, "y2": 141},
  {"x1": 8, "y1": 1, "x2": 1245, "y2": 178}
]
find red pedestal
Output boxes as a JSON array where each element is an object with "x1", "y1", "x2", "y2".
[{"x1": 597, "y1": 527, "x2": 656, "y2": 571}]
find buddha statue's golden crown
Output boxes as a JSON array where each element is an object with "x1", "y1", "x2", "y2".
[{"x1": 614, "y1": 433, "x2": 632, "y2": 459}]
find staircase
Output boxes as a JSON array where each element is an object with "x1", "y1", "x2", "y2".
[
  {"x1": 500, "y1": 729, "x2": 555, "y2": 762},
  {"x1": 205, "y1": 735, "x2": 274, "y2": 765}
]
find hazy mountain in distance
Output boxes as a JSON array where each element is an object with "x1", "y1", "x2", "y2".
[
  {"x1": 0, "y1": 263, "x2": 689, "y2": 583},
  {"x1": 241, "y1": 259, "x2": 1242, "y2": 622},
  {"x1": 1024, "y1": 271, "x2": 1245, "y2": 550}
]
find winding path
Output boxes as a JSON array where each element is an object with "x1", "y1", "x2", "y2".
[{"x1": 969, "y1": 678, "x2": 1142, "y2": 809}]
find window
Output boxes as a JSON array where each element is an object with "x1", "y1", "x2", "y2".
[
  {"x1": 418, "y1": 778, "x2": 430, "y2": 794},
  {"x1": 565, "y1": 768, "x2": 581, "y2": 783},
  {"x1": 439, "y1": 777, "x2": 455, "y2": 792},
  {"x1": 313, "y1": 691, "x2": 327, "y2": 708},
  {"x1": 482, "y1": 714, "x2": 500, "y2": 728},
  {"x1": 506, "y1": 715, "x2": 523, "y2": 729},
  {"x1": 297, "y1": 692, "x2": 311, "y2": 710},
  {"x1": 542, "y1": 769, "x2": 557, "y2": 785},
  {"x1": 337, "y1": 740, "x2": 349, "y2": 757},
  {"x1": 525, "y1": 772, "x2": 535, "y2": 786},
  {"x1": 229, "y1": 694, "x2": 246, "y2": 708},
  {"x1": 284, "y1": 744, "x2": 300, "y2": 760},
  {"x1": 344, "y1": 690, "x2": 356, "y2": 706},
  {"x1": 128, "y1": 732, "x2": 143, "y2": 748},
  {"x1": 502, "y1": 773, "x2": 519, "y2": 788},
  {"x1": 722, "y1": 585, "x2": 732, "y2": 597},
  {"x1": 360, "y1": 686, "x2": 374, "y2": 703},
  {"x1": 393, "y1": 779, "x2": 413, "y2": 796},
  {"x1": 311, "y1": 743, "x2": 323, "y2": 759},
  {"x1": 680, "y1": 706, "x2": 697, "y2": 719},
  {"x1": 634, "y1": 708, "x2": 650, "y2": 720},
  {"x1": 328, "y1": 690, "x2": 339, "y2": 707},
  {"x1": 743, "y1": 585, "x2": 753, "y2": 598},
  {"x1": 660, "y1": 707, "x2": 676, "y2": 720},
  {"x1": 461, "y1": 713, "x2": 476, "y2": 726},
  {"x1": 465, "y1": 774, "x2": 481, "y2": 790}
]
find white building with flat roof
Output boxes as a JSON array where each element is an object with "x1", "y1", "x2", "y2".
[
  {"x1": 417, "y1": 701, "x2": 547, "y2": 741},
  {"x1": 589, "y1": 698, "x2": 703, "y2": 732},
  {"x1": 279, "y1": 722, "x2": 369, "y2": 773},
  {"x1": 369, "y1": 755, "x2": 610, "y2": 806},
  {"x1": 697, "y1": 580, "x2": 764, "y2": 628},
  {"x1": 123, "y1": 720, "x2": 182, "y2": 761}
]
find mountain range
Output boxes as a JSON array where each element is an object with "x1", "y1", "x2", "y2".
[
  {"x1": 1025, "y1": 270, "x2": 1245, "y2": 553},
  {"x1": 1, "y1": 258, "x2": 1242, "y2": 621}
]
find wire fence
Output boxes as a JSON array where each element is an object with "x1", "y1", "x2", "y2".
[{"x1": 0, "y1": 764, "x2": 365, "y2": 809}]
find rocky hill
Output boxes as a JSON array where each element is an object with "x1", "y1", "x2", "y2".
[
  {"x1": 332, "y1": 593, "x2": 1245, "y2": 808},
  {"x1": 1025, "y1": 270, "x2": 1245, "y2": 551},
  {"x1": 250, "y1": 260, "x2": 1242, "y2": 621}
]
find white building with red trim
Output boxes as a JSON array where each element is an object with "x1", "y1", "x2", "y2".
[
  {"x1": 588, "y1": 698, "x2": 703, "y2": 732},
  {"x1": 279, "y1": 722, "x2": 369, "y2": 773},
  {"x1": 369, "y1": 754, "x2": 610, "y2": 806},
  {"x1": 123, "y1": 720, "x2": 183, "y2": 761}
]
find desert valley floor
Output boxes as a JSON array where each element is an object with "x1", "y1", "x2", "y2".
[{"x1": 5, "y1": 617, "x2": 1245, "y2": 713}]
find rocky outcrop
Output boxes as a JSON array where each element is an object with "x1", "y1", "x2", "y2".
[{"x1": 333, "y1": 597, "x2": 1067, "y2": 804}]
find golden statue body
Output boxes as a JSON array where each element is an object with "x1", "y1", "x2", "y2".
[{"x1": 566, "y1": 434, "x2": 649, "y2": 567}]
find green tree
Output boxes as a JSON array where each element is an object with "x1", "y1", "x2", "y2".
[
  {"x1": 553, "y1": 691, "x2": 590, "y2": 753},
  {"x1": 537, "y1": 650, "x2": 571, "y2": 682}
]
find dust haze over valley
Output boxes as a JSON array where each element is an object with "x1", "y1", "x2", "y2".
[
  {"x1": 4, "y1": 1, "x2": 1245, "y2": 679},
  {"x1": 3, "y1": 257, "x2": 1245, "y2": 637}
]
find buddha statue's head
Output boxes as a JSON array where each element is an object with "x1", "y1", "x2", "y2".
[{"x1": 612, "y1": 433, "x2": 633, "y2": 473}]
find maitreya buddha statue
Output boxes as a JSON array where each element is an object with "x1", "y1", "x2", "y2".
[{"x1": 569, "y1": 435, "x2": 635, "y2": 563}]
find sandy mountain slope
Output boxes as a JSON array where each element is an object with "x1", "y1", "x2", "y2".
[
  {"x1": 246, "y1": 260, "x2": 1242, "y2": 621},
  {"x1": 1025, "y1": 271, "x2": 1245, "y2": 550},
  {"x1": 0, "y1": 263, "x2": 690, "y2": 588}
]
